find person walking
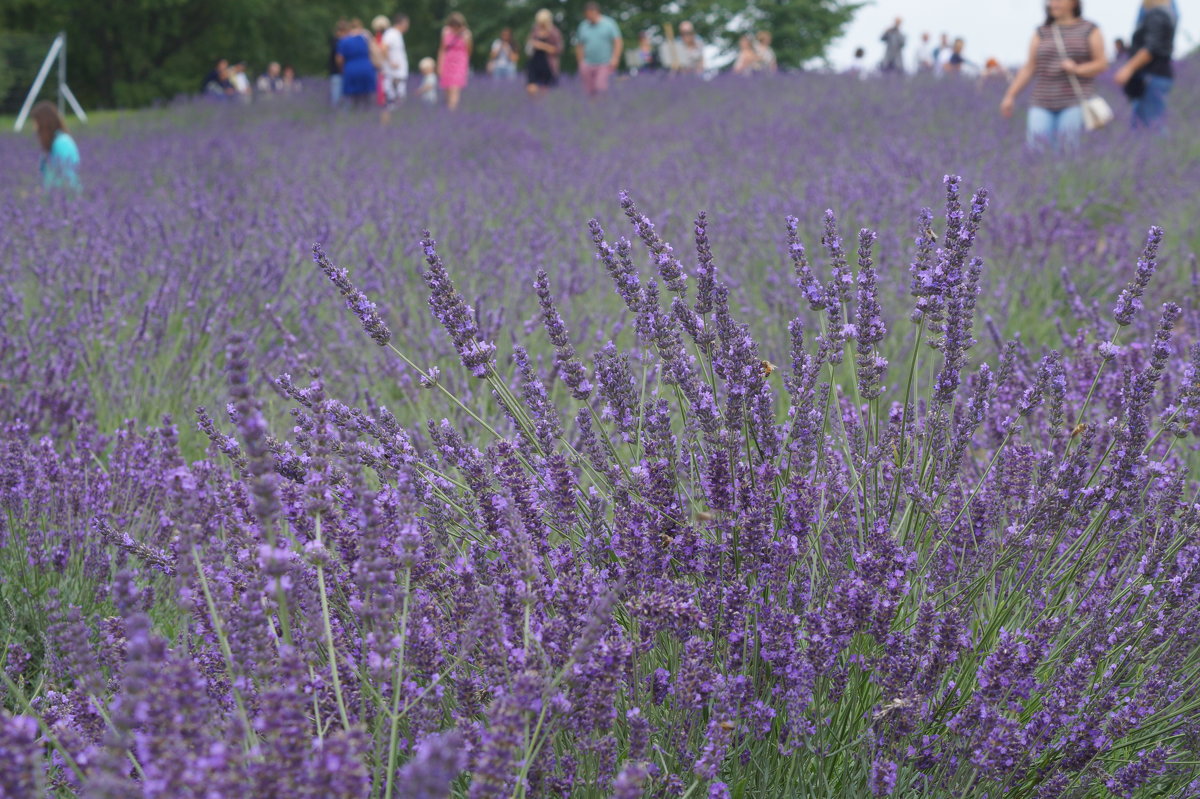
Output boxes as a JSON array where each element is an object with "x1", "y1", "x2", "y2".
[
  {"x1": 526, "y1": 9, "x2": 563, "y2": 95},
  {"x1": 372, "y1": 15, "x2": 390, "y2": 107},
  {"x1": 754, "y1": 31, "x2": 777, "y2": 72},
  {"x1": 630, "y1": 30, "x2": 660, "y2": 74},
  {"x1": 256, "y1": 62, "x2": 284, "y2": 94},
  {"x1": 575, "y1": 2, "x2": 623, "y2": 97},
  {"x1": 1000, "y1": 0, "x2": 1108, "y2": 149},
  {"x1": 914, "y1": 32, "x2": 934, "y2": 73},
  {"x1": 417, "y1": 57, "x2": 439, "y2": 106},
  {"x1": 337, "y1": 19, "x2": 381, "y2": 110},
  {"x1": 944, "y1": 38, "x2": 969, "y2": 74},
  {"x1": 671, "y1": 21, "x2": 705, "y2": 74},
  {"x1": 438, "y1": 12, "x2": 472, "y2": 111},
  {"x1": 31, "y1": 101, "x2": 80, "y2": 192},
  {"x1": 1115, "y1": 0, "x2": 1177, "y2": 128},
  {"x1": 849, "y1": 47, "x2": 869, "y2": 79},
  {"x1": 282, "y1": 65, "x2": 301, "y2": 93},
  {"x1": 733, "y1": 35, "x2": 759, "y2": 74},
  {"x1": 880, "y1": 18, "x2": 906, "y2": 73},
  {"x1": 202, "y1": 59, "x2": 235, "y2": 97},
  {"x1": 489, "y1": 28, "x2": 519, "y2": 79},
  {"x1": 934, "y1": 33, "x2": 953, "y2": 75},
  {"x1": 329, "y1": 20, "x2": 349, "y2": 108},
  {"x1": 381, "y1": 14, "x2": 410, "y2": 124},
  {"x1": 229, "y1": 63, "x2": 252, "y2": 103}
]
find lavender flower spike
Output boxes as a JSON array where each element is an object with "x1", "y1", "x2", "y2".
[
  {"x1": 620, "y1": 190, "x2": 688, "y2": 295},
  {"x1": 311, "y1": 242, "x2": 392, "y2": 346},
  {"x1": 421, "y1": 230, "x2": 497, "y2": 378},
  {"x1": 534, "y1": 269, "x2": 592, "y2": 401},
  {"x1": 1113, "y1": 226, "x2": 1165, "y2": 327}
]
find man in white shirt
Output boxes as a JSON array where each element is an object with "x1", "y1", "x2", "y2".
[
  {"x1": 934, "y1": 33, "x2": 954, "y2": 76},
  {"x1": 662, "y1": 20, "x2": 705, "y2": 74},
  {"x1": 230, "y1": 63, "x2": 252, "y2": 103},
  {"x1": 913, "y1": 32, "x2": 934, "y2": 73},
  {"x1": 381, "y1": 14, "x2": 410, "y2": 124}
]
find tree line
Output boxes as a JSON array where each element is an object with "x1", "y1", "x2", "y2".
[{"x1": 1, "y1": 0, "x2": 859, "y2": 109}]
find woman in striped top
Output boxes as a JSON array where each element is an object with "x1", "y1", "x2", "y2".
[{"x1": 1000, "y1": 0, "x2": 1108, "y2": 149}]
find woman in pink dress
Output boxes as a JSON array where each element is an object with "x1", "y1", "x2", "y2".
[
  {"x1": 437, "y1": 12, "x2": 472, "y2": 110},
  {"x1": 434, "y1": 12, "x2": 470, "y2": 110}
]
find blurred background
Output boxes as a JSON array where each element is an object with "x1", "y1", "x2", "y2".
[{"x1": 7, "y1": 0, "x2": 1193, "y2": 113}]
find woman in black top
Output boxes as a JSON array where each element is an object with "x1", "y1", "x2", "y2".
[
  {"x1": 1115, "y1": 0, "x2": 1177, "y2": 127},
  {"x1": 525, "y1": 9, "x2": 562, "y2": 96}
]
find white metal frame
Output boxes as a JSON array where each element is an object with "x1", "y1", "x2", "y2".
[{"x1": 13, "y1": 32, "x2": 88, "y2": 132}]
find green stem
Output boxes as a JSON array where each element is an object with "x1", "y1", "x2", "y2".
[
  {"x1": 314, "y1": 514, "x2": 352, "y2": 731},
  {"x1": 383, "y1": 567, "x2": 413, "y2": 799},
  {"x1": 192, "y1": 548, "x2": 259, "y2": 752}
]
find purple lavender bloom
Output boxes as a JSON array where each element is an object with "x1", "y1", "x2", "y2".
[
  {"x1": 396, "y1": 731, "x2": 467, "y2": 799},
  {"x1": 787, "y1": 215, "x2": 826, "y2": 311},
  {"x1": 621, "y1": 191, "x2": 688, "y2": 295},
  {"x1": 594, "y1": 342, "x2": 640, "y2": 440},
  {"x1": 854, "y1": 228, "x2": 887, "y2": 400},
  {"x1": 0, "y1": 715, "x2": 41, "y2": 797},
  {"x1": 226, "y1": 331, "x2": 282, "y2": 529},
  {"x1": 312, "y1": 242, "x2": 392, "y2": 346},
  {"x1": 868, "y1": 758, "x2": 898, "y2": 796},
  {"x1": 822, "y1": 209, "x2": 853, "y2": 307},
  {"x1": 589, "y1": 219, "x2": 641, "y2": 312},
  {"x1": 611, "y1": 761, "x2": 650, "y2": 799},
  {"x1": 1113, "y1": 226, "x2": 1164, "y2": 326},
  {"x1": 421, "y1": 231, "x2": 497, "y2": 378},
  {"x1": 694, "y1": 211, "x2": 717, "y2": 315},
  {"x1": 908, "y1": 207, "x2": 937, "y2": 323},
  {"x1": 534, "y1": 270, "x2": 592, "y2": 401},
  {"x1": 1105, "y1": 747, "x2": 1170, "y2": 798}
]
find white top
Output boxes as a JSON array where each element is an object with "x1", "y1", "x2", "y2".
[
  {"x1": 381, "y1": 27, "x2": 409, "y2": 79},
  {"x1": 490, "y1": 39, "x2": 515, "y2": 67},
  {"x1": 231, "y1": 72, "x2": 251, "y2": 93},
  {"x1": 419, "y1": 72, "x2": 438, "y2": 104},
  {"x1": 661, "y1": 36, "x2": 705, "y2": 71},
  {"x1": 935, "y1": 46, "x2": 954, "y2": 72},
  {"x1": 913, "y1": 42, "x2": 934, "y2": 72}
]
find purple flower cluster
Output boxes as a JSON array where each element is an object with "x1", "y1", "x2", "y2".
[{"x1": 2, "y1": 74, "x2": 1200, "y2": 798}]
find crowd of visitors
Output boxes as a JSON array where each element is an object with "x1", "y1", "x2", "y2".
[
  {"x1": 26, "y1": 0, "x2": 1184, "y2": 193},
  {"x1": 317, "y1": 2, "x2": 775, "y2": 108},
  {"x1": 859, "y1": 0, "x2": 1177, "y2": 146},
  {"x1": 202, "y1": 59, "x2": 300, "y2": 101}
]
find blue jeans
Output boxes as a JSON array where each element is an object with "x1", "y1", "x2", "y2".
[
  {"x1": 1027, "y1": 105, "x2": 1083, "y2": 150},
  {"x1": 329, "y1": 74, "x2": 343, "y2": 107},
  {"x1": 1132, "y1": 75, "x2": 1172, "y2": 128}
]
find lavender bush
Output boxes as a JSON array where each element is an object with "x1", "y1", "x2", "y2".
[
  {"x1": 2, "y1": 72, "x2": 1200, "y2": 797},
  {"x1": 1, "y1": 71, "x2": 1198, "y2": 444}
]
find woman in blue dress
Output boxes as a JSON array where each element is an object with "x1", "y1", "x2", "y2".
[
  {"x1": 31, "y1": 101, "x2": 80, "y2": 192},
  {"x1": 336, "y1": 19, "x2": 380, "y2": 109}
]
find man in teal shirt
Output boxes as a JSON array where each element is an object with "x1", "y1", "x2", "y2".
[{"x1": 575, "y1": 2, "x2": 623, "y2": 96}]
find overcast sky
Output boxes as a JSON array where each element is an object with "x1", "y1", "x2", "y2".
[{"x1": 827, "y1": 0, "x2": 1196, "y2": 69}]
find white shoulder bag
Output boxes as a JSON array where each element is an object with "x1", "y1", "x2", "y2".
[{"x1": 1052, "y1": 24, "x2": 1113, "y2": 131}]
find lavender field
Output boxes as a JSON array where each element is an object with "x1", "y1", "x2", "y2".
[{"x1": 2, "y1": 69, "x2": 1200, "y2": 797}]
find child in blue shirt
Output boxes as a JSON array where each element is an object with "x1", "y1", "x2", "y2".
[{"x1": 31, "y1": 101, "x2": 80, "y2": 192}]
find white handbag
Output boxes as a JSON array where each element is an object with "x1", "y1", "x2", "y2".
[{"x1": 1052, "y1": 24, "x2": 1113, "y2": 131}]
